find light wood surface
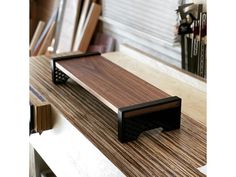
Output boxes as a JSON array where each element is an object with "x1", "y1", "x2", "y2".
[
  {"x1": 37, "y1": 21, "x2": 56, "y2": 55},
  {"x1": 56, "y1": 55, "x2": 169, "y2": 113},
  {"x1": 30, "y1": 55, "x2": 206, "y2": 176},
  {"x1": 119, "y1": 44, "x2": 206, "y2": 92},
  {"x1": 32, "y1": 10, "x2": 57, "y2": 55},
  {"x1": 30, "y1": 0, "x2": 59, "y2": 40},
  {"x1": 73, "y1": 0, "x2": 91, "y2": 51},
  {"x1": 30, "y1": 21, "x2": 45, "y2": 52},
  {"x1": 74, "y1": 3, "x2": 101, "y2": 52},
  {"x1": 56, "y1": 0, "x2": 82, "y2": 53},
  {"x1": 103, "y1": 51, "x2": 206, "y2": 125}
]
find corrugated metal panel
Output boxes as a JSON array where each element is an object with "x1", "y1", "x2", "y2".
[{"x1": 101, "y1": 0, "x2": 183, "y2": 66}]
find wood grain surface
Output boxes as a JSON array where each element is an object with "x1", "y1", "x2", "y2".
[
  {"x1": 73, "y1": 3, "x2": 101, "y2": 52},
  {"x1": 56, "y1": 55, "x2": 169, "y2": 113},
  {"x1": 30, "y1": 21, "x2": 45, "y2": 52},
  {"x1": 30, "y1": 56, "x2": 206, "y2": 177},
  {"x1": 103, "y1": 51, "x2": 206, "y2": 125},
  {"x1": 73, "y1": 0, "x2": 92, "y2": 51},
  {"x1": 56, "y1": 0, "x2": 83, "y2": 53},
  {"x1": 37, "y1": 21, "x2": 56, "y2": 55}
]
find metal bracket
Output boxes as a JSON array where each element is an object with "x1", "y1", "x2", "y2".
[{"x1": 118, "y1": 96, "x2": 181, "y2": 143}]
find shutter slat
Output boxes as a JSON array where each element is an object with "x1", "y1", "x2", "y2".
[{"x1": 101, "y1": 0, "x2": 182, "y2": 65}]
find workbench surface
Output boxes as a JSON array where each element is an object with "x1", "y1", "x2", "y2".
[{"x1": 30, "y1": 55, "x2": 206, "y2": 177}]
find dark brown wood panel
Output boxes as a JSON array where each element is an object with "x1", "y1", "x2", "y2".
[
  {"x1": 30, "y1": 56, "x2": 206, "y2": 177},
  {"x1": 56, "y1": 55, "x2": 169, "y2": 113}
]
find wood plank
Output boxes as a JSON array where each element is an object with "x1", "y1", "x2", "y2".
[
  {"x1": 30, "y1": 21, "x2": 45, "y2": 53},
  {"x1": 92, "y1": 33, "x2": 115, "y2": 52},
  {"x1": 32, "y1": 10, "x2": 57, "y2": 55},
  {"x1": 37, "y1": 21, "x2": 56, "y2": 55},
  {"x1": 73, "y1": 3, "x2": 101, "y2": 52},
  {"x1": 72, "y1": 0, "x2": 91, "y2": 51},
  {"x1": 30, "y1": 55, "x2": 206, "y2": 176},
  {"x1": 35, "y1": 0, "x2": 59, "y2": 22},
  {"x1": 30, "y1": 0, "x2": 38, "y2": 41},
  {"x1": 56, "y1": 0, "x2": 83, "y2": 53},
  {"x1": 56, "y1": 55, "x2": 169, "y2": 113},
  {"x1": 53, "y1": 0, "x2": 66, "y2": 53}
]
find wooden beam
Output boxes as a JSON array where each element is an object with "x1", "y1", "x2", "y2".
[
  {"x1": 32, "y1": 10, "x2": 57, "y2": 55},
  {"x1": 30, "y1": 21, "x2": 45, "y2": 54},
  {"x1": 73, "y1": 3, "x2": 101, "y2": 52},
  {"x1": 55, "y1": 0, "x2": 83, "y2": 53},
  {"x1": 37, "y1": 21, "x2": 56, "y2": 55},
  {"x1": 72, "y1": 0, "x2": 92, "y2": 51}
]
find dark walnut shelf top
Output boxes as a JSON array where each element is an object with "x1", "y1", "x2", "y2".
[
  {"x1": 30, "y1": 55, "x2": 206, "y2": 177},
  {"x1": 56, "y1": 55, "x2": 169, "y2": 113}
]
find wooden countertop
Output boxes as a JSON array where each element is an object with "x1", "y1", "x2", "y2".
[{"x1": 30, "y1": 55, "x2": 206, "y2": 177}]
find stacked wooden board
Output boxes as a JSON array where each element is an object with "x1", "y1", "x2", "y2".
[
  {"x1": 30, "y1": 10, "x2": 58, "y2": 56},
  {"x1": 54, "y1": 0, "x2": 83, "y2": 53},
  {"x1": 30, "y1": 0, "x2": 102, "y2": 56}
]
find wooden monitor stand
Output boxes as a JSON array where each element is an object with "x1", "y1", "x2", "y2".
[{"x1": 51, "y1": 52, "x2": 181, "y2": 142}]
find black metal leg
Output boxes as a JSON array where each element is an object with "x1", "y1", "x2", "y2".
[
  {"x1": 50, "y1": 52, "x2": 101, "y2": 84},
  {"x1": 118, "y1": 96, "x2": 181, "y2": 143}
]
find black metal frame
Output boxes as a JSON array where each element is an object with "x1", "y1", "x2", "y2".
[
  {"x1": 118, "y1": 96, "x2": 181, "y2": 142},
  {"x1": 51, "y1": 52, "x2": 101, "y2": 84}
]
